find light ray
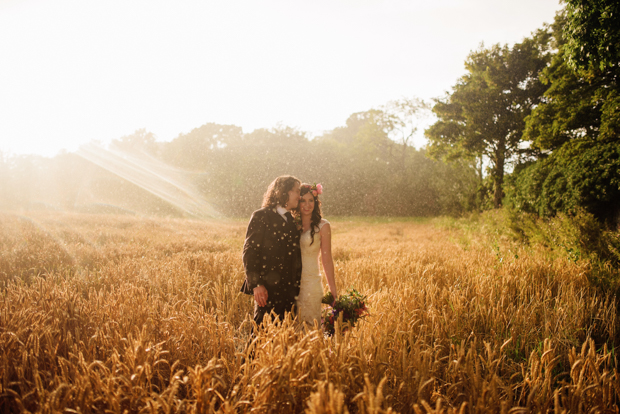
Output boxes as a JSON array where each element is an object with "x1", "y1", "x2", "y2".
[{"x1": 77, "y1": 143, "x2": 222, "y2": 219}]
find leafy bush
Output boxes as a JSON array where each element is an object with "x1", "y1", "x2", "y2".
[{"x1": 506, "y1": 138, "x2": 620, "y2": 225}]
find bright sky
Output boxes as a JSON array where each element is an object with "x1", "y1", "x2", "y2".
[{"x1": 0, "y1": 0, "x2": 561, "y2": 157}]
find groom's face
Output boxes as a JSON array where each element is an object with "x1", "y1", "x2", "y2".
[{"x1": 286, "y1": 182, "x2": 301, "y2": 210}]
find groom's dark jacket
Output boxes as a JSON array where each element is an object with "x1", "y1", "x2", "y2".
[{"x1": 241, "y1": 206, "x2": 302, "y2": 308}]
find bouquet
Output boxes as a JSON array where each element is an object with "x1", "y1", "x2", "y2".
[{"x1": 321, "y1": 289, "x2": 369, "y2": 336}]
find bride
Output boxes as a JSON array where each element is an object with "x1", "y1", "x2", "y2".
[{"x1": 295, "y1": 183, "x2": 338, "y2": 327}]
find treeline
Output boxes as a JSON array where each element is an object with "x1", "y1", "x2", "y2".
[
  {"x1": 427, "y1": 1, "x2": 620, "y2": 228},
  {"x1": 0, "y1": 106, "x2": 478, "y2": 218}
]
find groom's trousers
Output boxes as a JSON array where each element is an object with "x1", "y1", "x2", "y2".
[{"x1": 253, "y1": 299, "x2": 296, "y2": 327}]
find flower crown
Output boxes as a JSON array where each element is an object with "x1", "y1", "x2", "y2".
[{"x1": 301, "y1": 183, "x2": 323, "y2": 198}]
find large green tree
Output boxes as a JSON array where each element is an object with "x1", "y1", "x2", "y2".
[
  {"x1": 426, "y1": 34, "x2": 551, "y2": 208},
  {"x1": 525, "y1": 12, "x2": 620, "y2": 150},
  {"x1": 511, "y1": 12, "x2": 620, "y2": 225}
]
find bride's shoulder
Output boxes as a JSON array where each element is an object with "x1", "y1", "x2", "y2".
[{"x1": 318, "y1": 218, "x2": 330, "y2": 231}]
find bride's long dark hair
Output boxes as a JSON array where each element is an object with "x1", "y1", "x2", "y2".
[{"x1": 295, "y1": 183, "x2": 322, "y2": 245}]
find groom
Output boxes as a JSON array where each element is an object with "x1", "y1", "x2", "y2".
[{"x1": 241, "y1": 175, "x2": 302, "y2": 326}]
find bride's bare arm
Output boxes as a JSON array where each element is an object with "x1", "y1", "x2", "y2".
[{"x1": 320, "y1": 222, "x2": 338, "y2": 300}]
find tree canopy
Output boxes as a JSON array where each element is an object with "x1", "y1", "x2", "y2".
[
  {"x1": 426, "y1": 33, "x2": 551, "y2": 208},
  {"x1": 0, "y1": 102, "x2": 479, "y2": 218},
  {"x1": 564, "y1": 0, "x2": 620, "y2": 71},
  {"x1": 510, "y1": 11, "x2": 620, "y2": 225},
  {"x1": 524, "y1": 13, "x2": 620, "y2": 150}
]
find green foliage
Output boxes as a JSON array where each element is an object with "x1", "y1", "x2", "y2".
[
  {"x1": 523, "y1": 12, "x2": 620, "y2": 151},
  {"x1": 0, "y1": 109, "x2": 480, "y2": 218},
  {"x1": 598, "y1": 88, "x2": 620, "y2": 141},
  {"x1": 515, "y1": 8, "x2": 620, "y2": 249},
  {"x1": 522, "y1": 54, "x2": 603, "y2": 150},
  {"x1": 426, "y1": 33, "x2": 552, "y2": 208},
  {"x1": 506, "y1": 139, "x2": 620, "y2": 224},
  {"x1": 564, "y1": 0, "x2": 620, "y2": 71},
  {"x1": 154, "y1": 111, "x2": 481, "y2": 217}
]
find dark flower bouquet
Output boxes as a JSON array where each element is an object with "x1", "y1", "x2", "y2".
[{"x1": 321, "y1": 289, "x2": 369, "y2": 336}]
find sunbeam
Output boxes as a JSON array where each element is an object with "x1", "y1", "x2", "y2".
[{"x1": 77, "y1": 143, "x2": 222, "y2": 219}]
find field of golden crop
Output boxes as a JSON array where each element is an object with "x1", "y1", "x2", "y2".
[{"x1": 1, "y1": 211, "x2": 619, "y2": 413}]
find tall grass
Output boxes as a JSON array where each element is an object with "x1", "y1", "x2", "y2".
[
  {"x1": 435, "y1": 208, "x2": 620, "y2": 295},
  {"x1": 1, "y1": 212, "x2": 618, "y2": 412}
]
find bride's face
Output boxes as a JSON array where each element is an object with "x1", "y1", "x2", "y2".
[{"x1": 299, "y1": 192, "x2": 315, "y2": 217}]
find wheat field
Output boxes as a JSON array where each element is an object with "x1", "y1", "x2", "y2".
[{"x1": 0, "y1": 212, "x2": 618, "y2": 413}]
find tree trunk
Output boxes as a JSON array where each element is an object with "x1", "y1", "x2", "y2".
[
  {"x1": 493, "y1": 143, "x2": 506, "y2": 208},
  {"x1": 477, "y1": 155, "x2": 484, "y2": 210}
]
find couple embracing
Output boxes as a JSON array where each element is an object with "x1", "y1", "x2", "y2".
[{"x1": 240, "y1": 175, "x2": 338, "y2": 329}]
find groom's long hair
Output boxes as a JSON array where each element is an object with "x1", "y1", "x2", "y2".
[
  {"x1": 296, "y1": 183, "x2": 323, "y2": 245},
  {"x1": 262, "y1": 175, "x2": 300, "y2": 209}
]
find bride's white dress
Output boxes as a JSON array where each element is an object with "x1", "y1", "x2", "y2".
[{"x1": 296, "y1": 219, "x2": 329, "y2": 325}]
